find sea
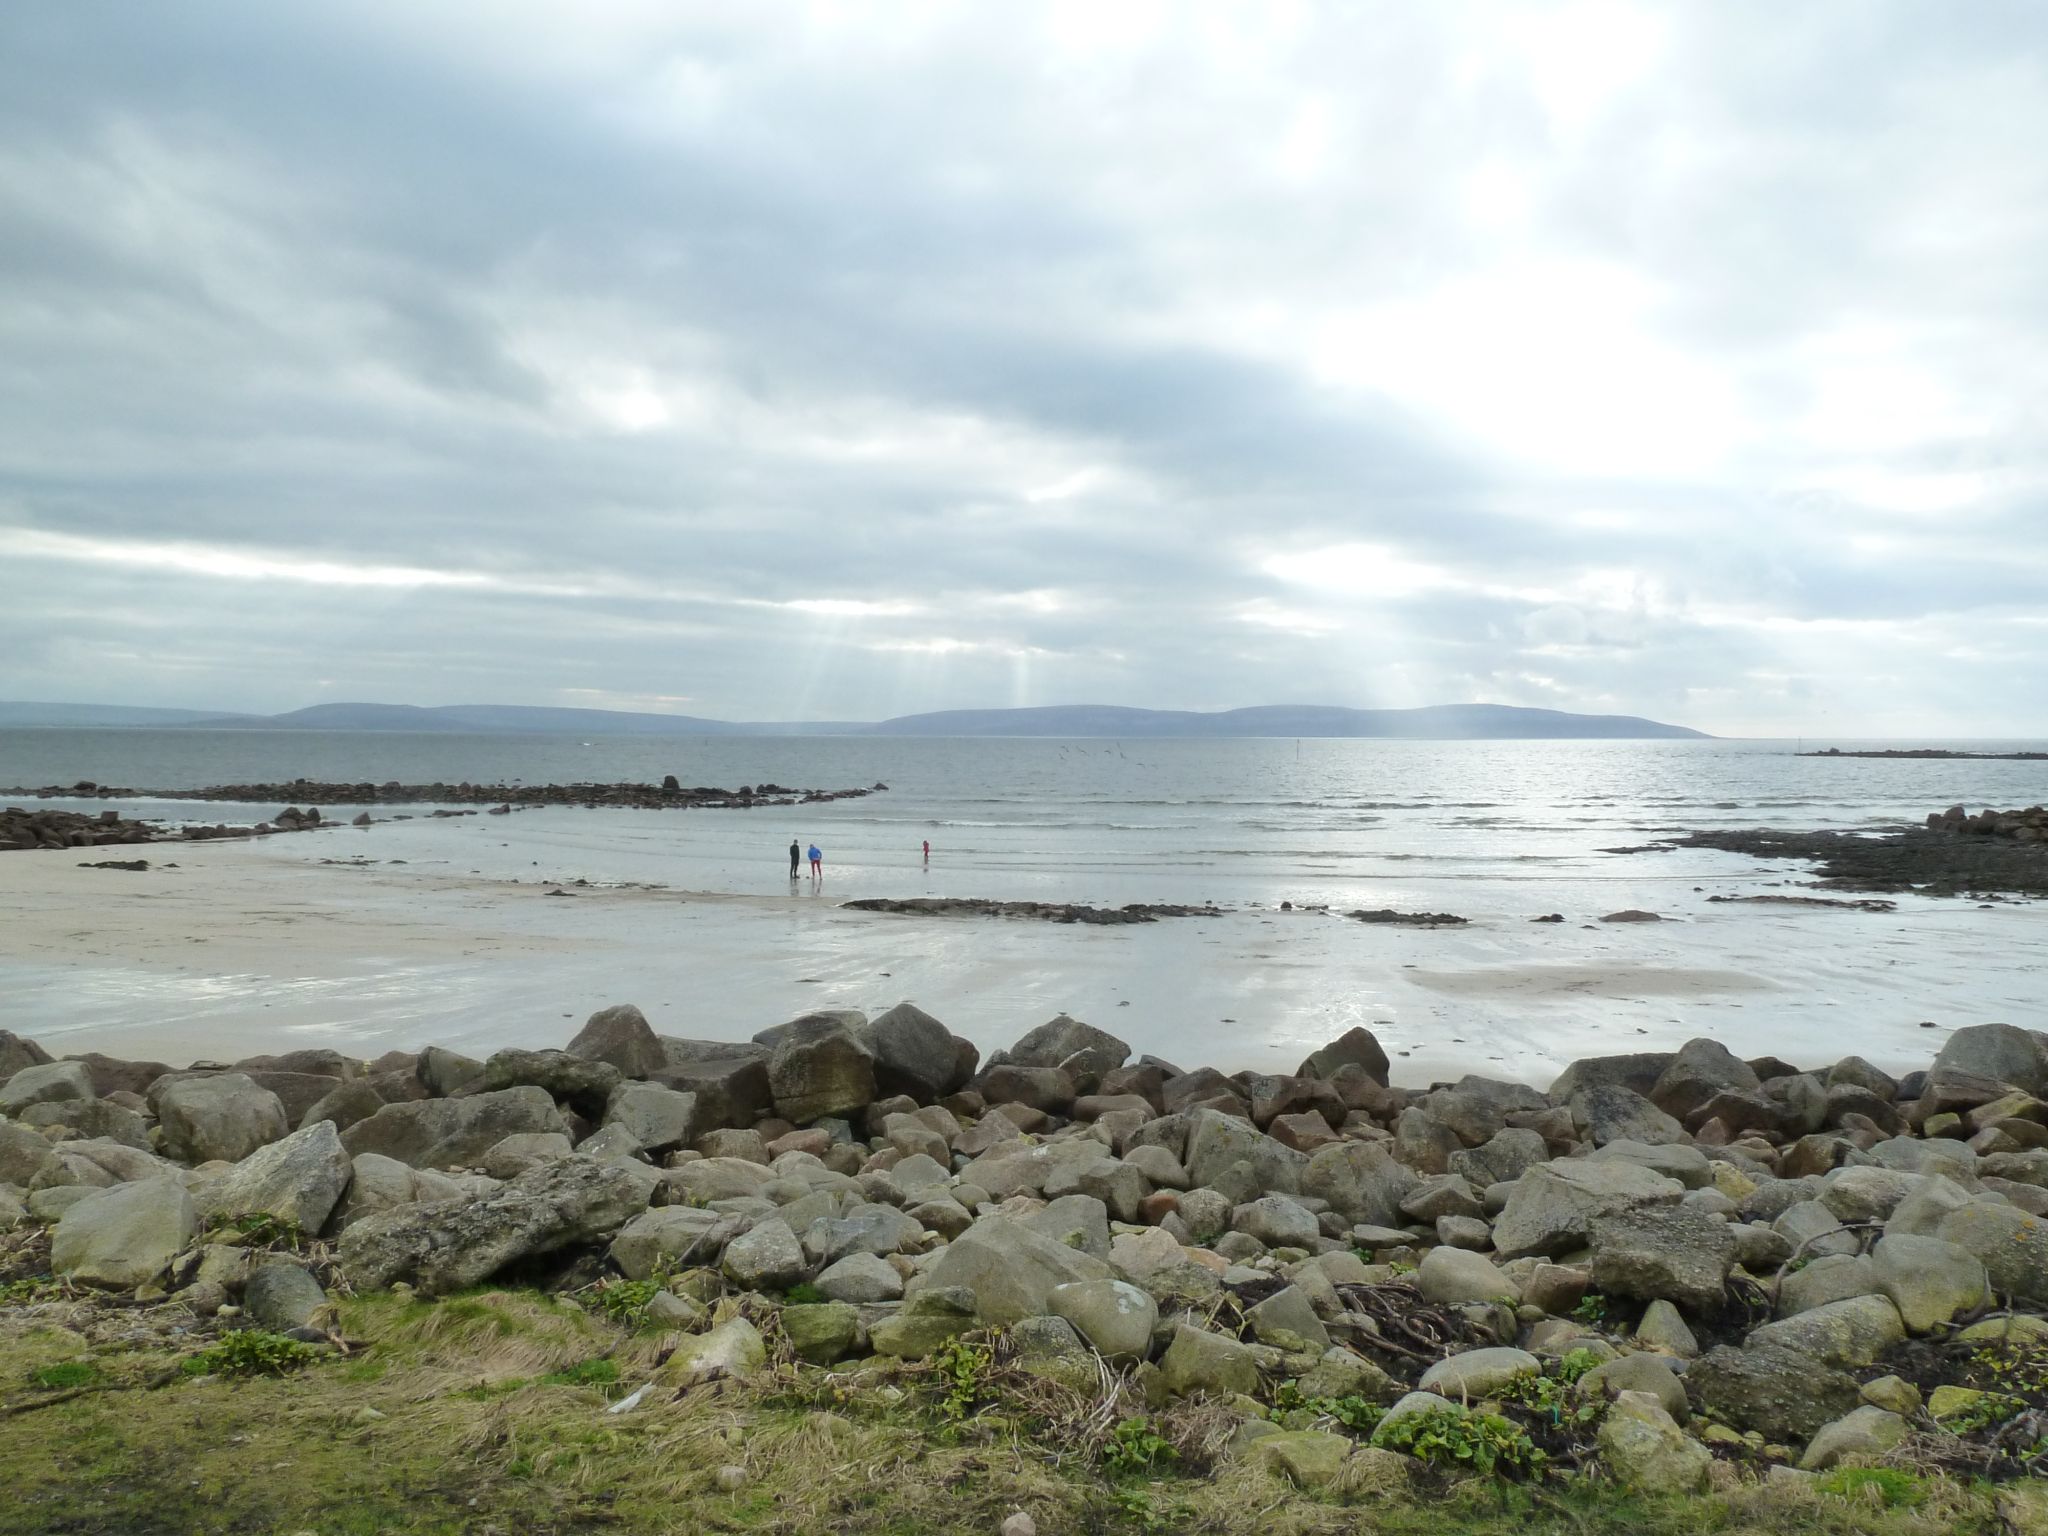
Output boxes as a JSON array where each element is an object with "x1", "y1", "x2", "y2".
[{"x1": 2, "y1": 729, "x2": 2044, "y2": 1080}]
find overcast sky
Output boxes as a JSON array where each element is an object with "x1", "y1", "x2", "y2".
[{"x1": 1, "y1": 3, "x2": 2042, "y2": 734}]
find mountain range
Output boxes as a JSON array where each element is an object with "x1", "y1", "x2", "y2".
[{"x1": 0, "y1": 700, "x2": 1709, "y2": 739}]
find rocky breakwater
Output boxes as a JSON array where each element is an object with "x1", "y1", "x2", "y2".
[
  {"x1": 843, "y1": 898, "x2": 1225, "y2": 925},
  {"x1": 4, "y1": 776, "x2": 888, "y2": 811},
  {"x1": 1927, "y1": 804, "x2": 2048, "y2": 843},
  {"x1": 0, "y1": 806, "x2": 159, "y2": 852},
  {"x1": 9, "y1": 1012, "x2": 2048, "y2": 1498}
]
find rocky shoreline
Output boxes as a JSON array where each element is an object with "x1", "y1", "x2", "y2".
[
  {"x1": 9, "y1": 1004, "x2": 2048, "y2": 1517},
  {"x1": 843, "y1": 898, "x2": 1227, "y2": 925},
  {"x1": 1, "y1": 776, "x2": 888, "y2": 810},
  {"x1": 1622, "y1": 805, "x2": 2048, "y2": 898}
]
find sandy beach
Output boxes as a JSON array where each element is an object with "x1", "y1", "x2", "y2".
[{"x1": 2, "y1": 807, "x2": 2039, "y2": 1084}]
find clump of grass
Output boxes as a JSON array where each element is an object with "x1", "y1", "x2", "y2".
[
  {"x1": 30, "y1": 1360, "x2": 98, "y2": 1390},
  {"x1": 1814, "y1": 1467, "x2": 1927, "y2": 1509},
  {"x1": 1102, "y1": 1415, "x2": 1177, "y2": 1476},
  {"x1": 182, "y1": 1329, "x2": 322, "y2": 1380},
  {"x1": 208, "y1": 1213, "x2": 303, "y2": 1249},
  {"x1": 540, "y1": 1357, "x2": 619, "y2": 1391}
]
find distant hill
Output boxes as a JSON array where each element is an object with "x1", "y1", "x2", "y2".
[
  {"x1": 4, "y1": 699, "x2": 1709, "y2": 739},
  {"x1": 0, "y1": 701, "x2": 258, "y2": 728}
]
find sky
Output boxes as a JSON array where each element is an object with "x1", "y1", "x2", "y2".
[{"x1": 0, "y1": 3, "x2": 2043, "y2": 736}]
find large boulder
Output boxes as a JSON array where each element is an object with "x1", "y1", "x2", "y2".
[
  {"x1": 338, "y1": 1155, "x2": 646, "y2": 1294},
  {"x1": 765, "y1": 1019, "x2": 876, "y2": 1123},
  {"x1": 1548, "y1": 1053, "x2": 1674, "y2": 1102},
  {"x1": 609, "y1": 1206, "x2": 738, "y2": 1280},
  {"x1": 1303, "y1": 1138, "x2": 1417, "y2": 1227},
  {"x1": 855, "y1": 1003, "x2": 968, "y2": 1100},
  {"x1": 918, "y1": 1215, "x2": 1111, "y2": 1323},
  {"x1": 1748, "y1": 1295, "x2": 1907, "y2": 1369},
  {"x1": 1297, "y1": 1027, "x2": 1390, "y2": 1087},
  {"x1": 1048, "y1": 1278, "x2": 1158, "y2": 1362},
  {"x1": 1417, "y1": 1247, "x2": 1520, "y2": 1306},
  {"x1": 998, "y1": 1014, "x2": 1130, "y2": 1072},
  {"x1": 601, "y1": 1082, "x2": 698, "y2": 1153},
  {"x1": 1570, "y1": 1084, "x2": 1686, "y2": 1146},
  {"x1": 1493, "y1": 1160, "x2": 1682, "y2": 1260},
  {"x1": 1934, "y1": 1024, "x2": 2048, "y2": 1096},
  {"x1": 565, "y1": 1003, "x2": 668, "y2": 1079},
  {"x1": 1936, "y1": 1199, "x2": 2048, "y2": 1303},
  {"x1": 722, "y1": 1218, "x2": 810, "y2": 1291},
  {"x1": 0, "y1": 1059, "x2": 95, "y2": 1114},
  {"x1": 1185, "y1": 1108, "x2": 1307, "y2": 1202},
  {"x1": 1650, "y1": 1038, "x2": 1759, "y2": 1123},
  {"x1": 1160, "y1": 1323, "x2": 1259, "y2": 1397},
  {"x1": 196, "y1": 1121, "x2": 353, "y2": 1235},
  {"x1": 1588, "y1": 1206, "x2": 1735, "y2": 1313},
  {"x1": 0, "y1": 1121, "x2": 55, "y2": 1185},
  {"x1": 1686, "y1": 1341, "x2": 1862, "y2": 1441},
  {"x1": 50, "y1": 1180, "x2": 198, "y2": 1289},
  {"x1": 157, "y1": 1074, "x2": 289, "y2": 1164},
  {"x1": 1418, "y1": 1347, "x2": 1540, "y2": 1399},
  {"x1": 243, "y1": 1262, "x2": 330, "y2": 1333},
  {"x1": 1598, "y1": 1392, "x2": 1711, "y2": 1494},
  {"x1": 654, "y1": 1042, "x2": 772, "y2": 1129},
  {"x1": 0, "y1": 1030, "x2": 52, "y2": 1079},
  {"x1": 1800, "y1": 1406, "x2": 1907, "y2": 1471},
  {"x1": 657, "y1": 1318, "x2": 765, "y2": 1386},
  {"x1": 340, "y1": 1087, "x2": 567, "y2": 1170},
  {"x1": 482, "y1": 1049, "x2": 621, "y2": 1113}
]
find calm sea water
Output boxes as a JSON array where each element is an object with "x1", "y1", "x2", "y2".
[{"x1": 4, "y1": 729, "x2": 2045, "y2": 909}]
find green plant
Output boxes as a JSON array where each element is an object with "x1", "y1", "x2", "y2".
[
  {"x1": 929, "y1": 1335, "x2": 996, "y2": 1420},
  {"x1": 541, "y1": 1357, "x2": 620, "y2": 1390},
  {"x1": 1942, "y1": 1390, "x2": 2024, "y2": 1435},
  {"x1": 783, "y1": 1281, "x2": 826, "y2": 1305},
  {"x1": 31, "y1": 1361, "x2": 98, "y2": 1390},
  {"x1": 1499, "y1": 1351, "x2": 1605, "y2": 1426},
  {"x1": 210, "y1": 1213, "x2": 303, "y2": 1249},
  {"x1": 182, "y1": 1329, "x2": 322, "y2": 1380},
  {"x1": 1554, "y1": 1347, "x2": 1601, "y2": 1386},
  {"x1": 1106, "y1": 1486, "x2": 1172, "y2": 1531},
  {"x1": 0, "y1": 1276, "x2": 63, "y2": 1305},
  {"x1": 1814, "y1": 1467, "x2": 1927, "y2": 1509},
  {"x1": 596, "y1": 1278, "x2": 661, "y2": 1324},
  {"x1": 1371, "y1": 1407, "x2": 1545, "y2": 1477},
  {"x1": 1571, "y1": 1294, "x2": 1610, "y2": 1327},
  {"x1": 1102, "y1": 1416, "x2": 1177, "y2": 1476}
]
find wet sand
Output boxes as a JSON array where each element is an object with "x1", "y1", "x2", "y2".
[{"x1": 2, "y1": 813, "x2": 2041, "y2": 1085}]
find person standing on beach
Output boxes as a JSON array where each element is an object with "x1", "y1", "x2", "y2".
[
  {"x1": 788, "y1": 839, "x2": 801, "y2": 881},
  {"x1": 808, "y1": 843, "x2": 822, "y2": 879},
  {"x1": 922, "y1": 839, "x2": 930, "y2": 863}
]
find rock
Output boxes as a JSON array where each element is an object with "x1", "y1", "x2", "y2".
[
  {"x1": 417, "y1": 1045, "x2": 485, "y2": 1095},
  {"x1": 1571, "y1": 1084, "x2": 1686, "y2": 1146},
  {"x1": 1548, "y1": 1052, "x2": 1674, "y2": 1102},
  {"x1": 722, "y1": 1218, "x2": 809, "y2": 1291},
  {"x1": 1298, "y1": 1026, "x2": 1390, "y2": 1086},
  {"x1": 1651, "y1": 1038, "x2": 1761, "y2": 1122},
  {"x1": 157, "y1": 1074, "x2": 289, "y2": 1164},
  {"x1": 1597, "y1": 1391, "x2": 1711, "y2": 1494},
  {"x1": 1819, "y1": 1165, "x2": 1926, "y2": 1223},
  {"x1": 1687, "y1": 1342, "x2": 1862, "y2": 1441},
  {"x1": 602, "y1": 1083, "x2": 698, "y2": 1154},
  {"x1": 340, "y1": 1087, "x2": 568, "y2": 1170},
  {"x1": 803, "y1": 1203, "x2": 924, "y2": 1265},
  {"x1": 645, "y1": 1290, "x2": 706, "y2": 1330},
  {"x1": 565, "y1": 1003, "x2": 668, "y2": 1079},
  {"x1": 1523, "y1": 1263, "x2": 1589, "y2": 1317},
  {"x1": 816, "y1": 1251, "x2": 904, "y2": 1303},
  {"x1": 1870, "y1": 1233, "x2": 1988, "y2": 1331},
  {"x1": 782, "y1": 1302, "x2": 861, "y2": 1365},
  {"x1": 1936, "y1": 1199, "x2": 2048, "y2": 1302},
  {"x1": 977, "y1": 1065, "x2": 1077, "y2": 1114},
  {"x1": 298, "y1": 1078, "x2": 388, "y2": 1135},
  {"x1": 658, "y1": 1318, "x2": 766, "y2": 1386},
  {"x1": 1000, "y1": 1515, "x2": 1036, "y2": 1536},
  {"x1": 1417, "y1": 1247, "x2": 1519, "y2": 1306},
  {"x1": 1161, "y1": 1323, "x2": 1260, "y2": 1397},
  {"x1": 0, "y1": 1120, "x2": 55, "y2": 1185},
  {"x1": 1231, "y1": 1194, "x2": 1320, "y2": 1249},
  {"x1": 1450, "y1": 1129, "x2": 1551, "y2": 1189},
  {"x1": 1024, "y1": 1194, "x2": 1111, "y2": 1259},
  {"x1": 1419, "y1": 1347, "x2": 1540, "y2": 1400},
  {"x1": 920, "y1": 1215, "x2": 1112, "y2": 1324},
  {"x1": 1247, "y1": 1284, "x2": 1331, "y2": 1352},
  {"x1": 51, "y1": 1180, "x2": 197, "y2": 1289},
  {"x1": 609, "y1": 1207, "x2": 736, "y2": 1280},
  {"x1": 1779, "y1": 1254, "x2": 1879, "y2": 1317},
  {"x1": 1249, "y1": 1430, "x2": 1356, "y2": 1491},
  {"x1": 0, "y1": 1029, "x2": 52, "y2": 1079},
  {"x1": 0, "y1": 1059, "x2": 96, "y2": 1114},
  {"x1": 481, "y1": 1132, "x2": 574, "y2": 1179},
  {"x1": 339, "y1": 1155, "x2": 646, "y2": 1294},
  {"x1": 766, "y1": 1020, "x2": 876, "y2": 1124},
  {"x1": 1588, "y1": 1205, "x2": 1734, "y2": 1313},
  {"x1": 1401, "y1": 1174, "x2": 1483, "y2": 1223},
  {"x1": 1299, "y1": 1347, "x2": 1397, "y2": 1403},
  {"x1": 1935, "y1": 1024, "x2": 2048, "y2": 1096},
  {"x1": 1591, "y1": 1139, "x2": 1711, "y2": 1189},
  {"x1": 1748, "y1": 1294, "x2": 1907, "y2": 1368},
  {"x1": 1300, "y1": 1138, "x2": 1414, "y2": 1226},
  {"x1": 854, "y1": 1003, "x2": 967, "y2": 1099},
  {"x1": 1799, "y1": 1405, "x2": 1907, "y2": 1470},
  {"x1": 482, "y1": 1048, "x2": 620, "y2": 1113},
  {"x1": 1773, "y1": 1199, "x2": 1860, "y2": 1260},
  {"x1": 655, "y1": 1045, "x2": 773, "y2": 1130},
  {"x1": 18, "y1": 1098, "x2": 149, "y2": 1149},
  {"x1": 243, "y1": 1262, "x2": 328, "y2": 1332},
  {"x1": 1580, "y1": 1353, "x2": 1687, "y2": 1420},
  {"x1": 1001, "y1": 1015, "x2": 1130, "y2": 1071},
  {"x1": 1048, "y1": 1278, "x2": 1158, "y2": 1361},
  {"x1": 1181, "y1": 1109, "x2": 1305, "y2": 1203},
  {"x1": 196, "y1": 1121, "x2": 353, "y2": 1235},
  {"x1": 1492, "y1": 1159, "x2": 1682, "y2": 1260}
]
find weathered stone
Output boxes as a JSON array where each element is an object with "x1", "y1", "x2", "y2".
[
  {"x1": 722, "y1": 1218, "x2": 809, "y2": 1291},
  {"x1": 1936, "y1": 1199, "x2": 2048, "y2": 1302},
  {"x1": 1000, "y1": 1015, "x2": 1130, "y2": 1072},
  {"x1": 1450, "y1": 1129, "x2": 1550, "y2": 1189},
  {"x1": 658, "y1": 1318, "x2": 766, "y2": 1385},
  {"x1": 1651, "y1": 1038, "x2": 1760, "y2": 1123},
  {"x1": 602, "y1": 1082, "x2": 698, "y2": 1154},
  {"x1": 196, "y1": 1120, "x2": 352, "y2": 1235},
  {"x1": 1779, "y1": 1253, "x2": 1878, "y2": 1317},
  {"x1": 1247, "y1": 1284, "x2": 1331, "y2": 1352},
  {"x1": 51, "y1": 1180, "x2": 197, "y2": 1289},
  {"x1": 1570, "y1": 1084, "x2": 1686, "y2": 1147},
  {"x1": 1417, "y1": 1246, "x2": 1519, "y2": 1306},
  {"x1": 1161, "y1": 1323, "x2": 1259, "y2": 1397},
  {"x1": 340, "y1": 1088, "x2": 568, "y2": 1170},
  {"x1": 1748, "y1": 1294, "x2": 1907, "y2": 1368},
  {"x1": 1301, "y1": 1138, "x2": 1413, "y2": 1226},
  {"x1": 1799, "y1": 1405, "x2": 1907, "y2": 1471},
  {"x1": 0, "y1": 1120, "x2": 56, "y2": 1186},
  {"x1": 565, "y1": 1003, "x2": 668, "y2": 1079},
  {"x1": 765, "y1": 1022, "x2": 877, "y2": 1124},
  {"x1": 243, "y1": 1262, "x2": 328, "y2": 1332},
  {"x1": 1580, "y1": 1352, "x2": 1687, "y2": 1420},
  {"x1": 1871, "y1": 1233, "x2": 1987, "y2": 1332},
  {"x1": 1492, "y1": 1160, "x2": 1682, "y2": 1260},
  {"x1": 853, "y1": 1002, "x2": 967, "y2": 1099},
  {"x1": 1635, "y1": 1299, "x2": 1699, "y2": 1357},
  {"x1": 1182, "y1": 1108, "x2": 1305, "y2": 1203},
  {"x1": 18, "y1": 1098, "x2": 149, "y2": 1149},
  {"x1": 1231, "y1": 1194, "x2": 1320, "y2": 1249},
  {"x1": 655, "y1": 1045, "x2": 772, "y2": 1130},
  {"x1": 1299, "y1": 1346, "x2": 1397, "y2": 1403},
  {"x1": 816, "y1": 1251, "x2": 904, "y2": 1303},
  {"x1": 1049, "y1": 1278, "x2": 1158, "y2": 1361},
  {"x1": 480, "y1": 1132, "x2": 573, "y2": 1180},
  {"x1": 1418, "y1": 1347, "x2": 1540, "y2": 1400},
  {"x1": 609, "y1": 1206, "x2": 735, "y2": 1280},
  {"x1": 158, "y1": 1074, "x2": 289, "y2": 1164},
  {"x1": 1598, "y1": 1391, "x2": 1711, "y2": 1494},
  {"x1": 482, "y1": 1048, "x2": 620, "y2": 1112},
  {"x1": 338, "y1": 1155, "x2": 646, "y2": 1294},
  {"x1": 1935, "y1": 1024, "x2": 2048, "y2": 1097},
  {"x1": 0, "y1": 1060, "x2": 95, "y2": 1114},
  {"x1": 920, "y1": 1215, "x2": 1111, "y2": 1323},
  {"x1": 1772, "y1": 1199, "x2": 1861, "y2": 1260},
  {"x1": 782, "y1": 1302, "x2": 861, "y2": 1365},
  {"x1": 1025, "y1": 1193, "x2": 1111, "y2": 1259},
  {"x1": 1588, "y1": 1205, "x2": 1734, "y2": 1313},
  {"x1": 1687, "y1": 1341, "x2": 1862, "y2": 1441},
  {"x1": 1298, "y1": 1026, "x2": 1391, "y2": 1086}
]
